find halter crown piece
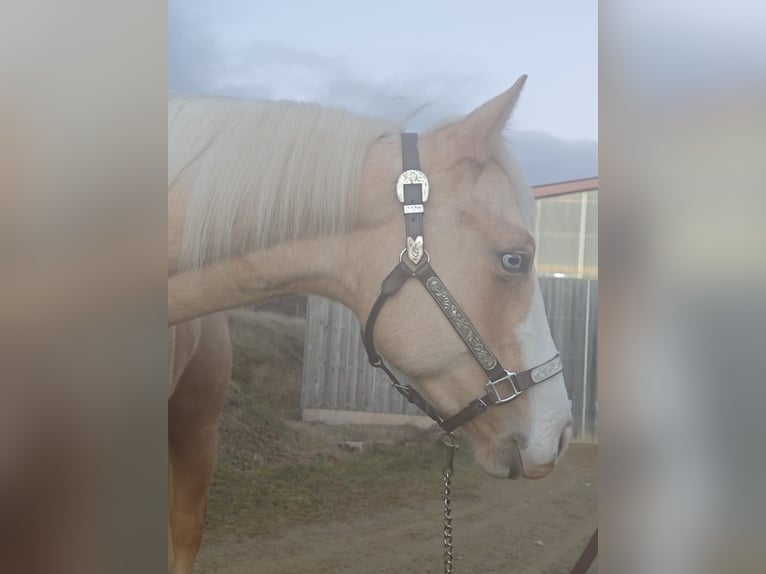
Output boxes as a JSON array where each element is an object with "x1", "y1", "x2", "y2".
[{"x1": 361, "y1": 133, "x2": 563, "y2": 433}]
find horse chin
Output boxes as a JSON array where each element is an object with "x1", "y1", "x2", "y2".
[{"x1": 474, "y1": 440, "x2": 523, "y2": 480}]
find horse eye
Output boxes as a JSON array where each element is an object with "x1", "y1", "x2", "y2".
[{"x1": 501, "y1": 252, "x2": 528, "y2": 272}]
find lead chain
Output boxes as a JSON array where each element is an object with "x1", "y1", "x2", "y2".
[
  {"x1": 443, "y1": 469, "x2": 454, "y2": 573},
  {"x1": 442, "y1": 433, "x2": 458, "y2": 574}
]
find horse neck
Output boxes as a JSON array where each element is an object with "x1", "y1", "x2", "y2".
[
  {"x1": 168, "y1": 230, "x2": 368, "y2": 325},
  {"x1": 168, "y1": 102, "x2": 402, "y2": 326},
  {"x1": 167, "y1": 168, "x2": 384, "y2": 325}
]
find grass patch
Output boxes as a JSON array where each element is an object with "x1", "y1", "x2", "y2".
[
  {"x1": 205, "y1": 311, "x2": 483, "y2": 538},
  {"x1": 207, "y1": 437, "x2": 480, "y2": 537}
]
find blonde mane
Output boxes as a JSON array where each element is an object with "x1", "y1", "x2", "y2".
[
  {"x1": 169, "y1": 93, "x2": 398, "y2": 269},
  {"x1": 168, "y1": 93, "x2": 534, "y2": 270}
]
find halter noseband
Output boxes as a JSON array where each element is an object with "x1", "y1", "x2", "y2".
[{"x1": 361, "y1": 132, "x2": 563, "y2": 433}]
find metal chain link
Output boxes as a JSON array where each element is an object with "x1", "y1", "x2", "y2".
[
  {"x1": 442, "y1": 433, "x2": 458, "y2": 574},
  {"x1": 443, "y1": 468, "x2": 454, "y2": 573}
]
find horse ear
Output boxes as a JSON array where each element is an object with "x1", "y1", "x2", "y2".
[{"x1": 438, "y1": 75, "x2": 527, "y2": 162}]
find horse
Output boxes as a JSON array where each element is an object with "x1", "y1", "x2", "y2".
[{"x1": 167, "y1": 75, "x2": 573, "y2": 572}]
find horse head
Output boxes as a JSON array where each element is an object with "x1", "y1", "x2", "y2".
[{"x1": 352, "y1": 76, "x2": 573, "y2": 479}]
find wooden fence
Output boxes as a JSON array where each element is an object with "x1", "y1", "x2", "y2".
[{"x1": 301, "y1": 277, "x2": 597, "y2": 442}]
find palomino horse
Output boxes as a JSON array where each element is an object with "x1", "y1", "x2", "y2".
[{"x1": 167, "y1": 75, "x2": 573, "y2": 572}]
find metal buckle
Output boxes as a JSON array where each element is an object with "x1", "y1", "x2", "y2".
[
  {"x1": 399, "y1": 247, "x2": 430, "y2": 266},
  {"x1": 396, "y1": 169, "x2": 429, "y2": 203},
  {"x1": 485, "y1": 370, "x2": 522, "y2": 404}
]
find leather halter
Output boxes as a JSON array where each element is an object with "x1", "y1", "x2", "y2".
[{"x1": 361, "y1": 132, "x2": 563, "y2": 433}]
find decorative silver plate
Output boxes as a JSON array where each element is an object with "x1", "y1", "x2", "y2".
[
  {"x1": 530, "y1": 356, "x2": 563, "y2": 384},
  {"x1": 396, "y1": 170, "x2": 429, "y2": 203},
  {"x1": 425, "y1": 276, "x2": 498, "y2": 371},
  {"x1": 406, "y1": 235, "x2": 424, "y2": 264}
]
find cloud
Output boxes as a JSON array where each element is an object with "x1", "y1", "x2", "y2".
[
  {"x1": 509, "y1": 131, "x2": 598, "y2": 186},
  {"x1": 168, "y1": 3, "x2": 225, "y2": 93},
  {"x1": 182, "y1": 40, "x2": 487, "y2": 128},
  {"x1": 168, "y1": 5, "x2": 597, "y2": 186}
]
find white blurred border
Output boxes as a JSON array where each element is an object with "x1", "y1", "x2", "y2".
[{"x1": 601, "y1": 2, "x2": 766, "y2": 572}]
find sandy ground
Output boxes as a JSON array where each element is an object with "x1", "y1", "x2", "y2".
[{"x1": 195, "y1": 443, "x2": 597, "y2": 574}]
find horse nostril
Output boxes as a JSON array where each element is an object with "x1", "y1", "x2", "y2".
[{"x1": 557, "y1": 422, "x2": 573, "y2": 462}]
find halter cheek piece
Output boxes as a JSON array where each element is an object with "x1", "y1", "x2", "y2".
[{"x1": 361, "y1": 132, "x2": 563, "y2": 433}]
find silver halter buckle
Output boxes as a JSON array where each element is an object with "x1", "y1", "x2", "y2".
[
  {"x1": 485, "y1": 370, "x2": 522, "y2": 404},
  {"x1": 396, "y1": 169, "x2": 429, "y2": 203}
]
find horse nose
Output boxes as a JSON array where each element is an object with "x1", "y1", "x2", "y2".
[{"x1": 556, "y1": 421, "x2": 573, "y2": 463}]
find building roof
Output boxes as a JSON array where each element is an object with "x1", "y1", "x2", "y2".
[{"x1": 533, "y1": 177, "x2": 598, "y2": 199}]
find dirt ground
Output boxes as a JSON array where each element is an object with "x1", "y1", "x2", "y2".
[
  {"x1": 192, "y1": 310, "x2": 597, "y2": 574},
  {"x1": 196, "y1": 442, "x2": 597, "y2": 574}
]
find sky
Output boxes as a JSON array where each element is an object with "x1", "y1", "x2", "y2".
[{"x1": 168, "y1": 0, "x2": 598, "y2": 184}]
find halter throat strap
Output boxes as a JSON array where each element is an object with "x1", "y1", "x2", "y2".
[{"x1": 360, "y1": 133, "x2": 563, "y2": 433}]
